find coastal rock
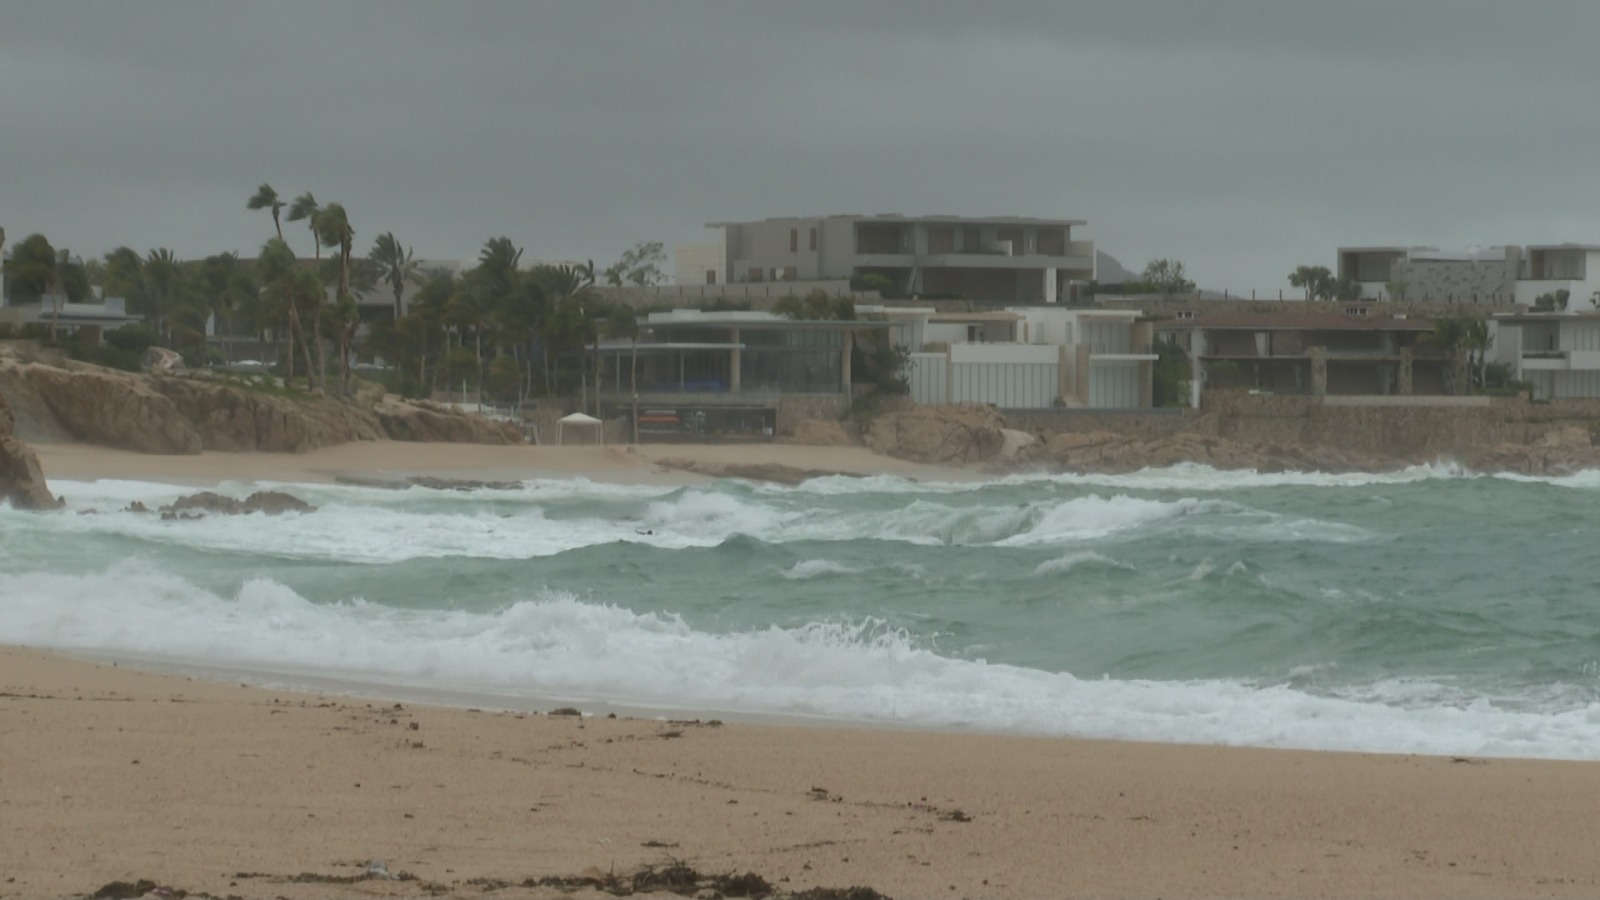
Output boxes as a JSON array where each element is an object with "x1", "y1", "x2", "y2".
[
  {"x1": 152, "y1": 377, "x2": 385, "y2": 452},
  {"x1": 374, "y1": 397, "x2": 525, "y2": 444},
  {"x1": 865, "y1": 404, "x2": 1008, "y2": 465},
  {"x1": 0, "y1": 354, "x2": 525, "y2": 454},
  {"x1": 159, "y1": 490, "x2": 316, "y2": 518},
  {"x1": 0, "y1": 387, "x2": 61, "y2": 510},
  {"x1": 14, "y1": 362, "x2": 202, "y2": 454},
  {"x1": 654, "y1": 457, "x2": 856, "y2": 486}
]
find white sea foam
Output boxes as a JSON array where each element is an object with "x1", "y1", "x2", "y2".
[
  {"x1": 5, "y1": 562, "x2": 1597, "y2": 760},
  {"x1": 783, "y1": 560, "x2": 861, "y2": 580},
  {"x1": 996, "y1": 495, "x2": 1214, "y2": 546},
  {"x1": 1031, "y1": 550, "x2": 1132, "y2": 576}
]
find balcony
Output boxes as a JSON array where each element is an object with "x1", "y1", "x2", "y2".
[{"x1": 1521, "y1": 350, "x2": 1569, "y2": 371}]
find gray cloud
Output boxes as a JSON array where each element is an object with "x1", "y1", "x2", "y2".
[{"x1": 3, "y1": 1, "x2": 1598, "y2": 292}]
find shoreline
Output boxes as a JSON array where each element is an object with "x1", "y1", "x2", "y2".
[
  {"x1": 29, "y1": 439, "x2": 980, "y2": 489},
  {"x1": 5, "y1": 644, "x2": 1600, "y2": 899}
]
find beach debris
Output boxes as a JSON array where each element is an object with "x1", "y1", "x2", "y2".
[
  {"x1": 364, "y1": 859, "x2": 397, "y2": 880},
  {"x1": 88, "y1": 881, "x2": 161, "y2": 899},
  {"x1": 462, "y1": 863, "x2": 885, "y2": 898},
  {"x1": 548, "y1": 706, "x2": 583, "y2": 716},
  {"x1": 938, "y1": 809, "x2": 972, "y2": 823},
  {"x1": 157, "y1": 490, "x2": 316, "y2": 519}
]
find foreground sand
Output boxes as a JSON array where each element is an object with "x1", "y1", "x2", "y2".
[
  {"x1": 5, "y1": 647, "x2": 1600, "y2": 900},
  {"x1": 31, "y1": 439, "x2": 976, "y2": 487}
]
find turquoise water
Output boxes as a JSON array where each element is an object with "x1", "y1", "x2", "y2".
[{"x1": 3, "y1": 465, "x2": 1599, "y2": 758}]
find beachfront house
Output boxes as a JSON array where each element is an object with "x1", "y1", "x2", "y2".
[
  {"x1": 594, "y1": 308, "x2": 891, "y2": 439},
  {"x1": 1338, "y1": 244, "x2": 1600, "y2": 307},
  {"x1": 1158, "y1": 311, "x2": 1448, "y2": 406},
  {"x1": 686, "y1": 214, "x2": 1096, "y2": 305},
  {"x1": 1488, "y1": 312, "x2": 1600, "y2": 399},
  {"x1": 881, "y1": 305, "x2": 1156, "y2": 409}
]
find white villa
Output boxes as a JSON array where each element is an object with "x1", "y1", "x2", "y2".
[
  {"x1": 873, "y1": 305, "x2": 1155, "y2": 408},
  {"x1": 1489, "y1": 313, "x2": 1600, "y2": 399},
  {"x1": 1338, "y1": 244, "x2": 1600, "y2": 307}
]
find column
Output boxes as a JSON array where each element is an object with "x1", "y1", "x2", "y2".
[
  {"x1": 839, "y1": 330, "x2": 852, "y2": 395},
  {"x1": 729, "y1": 327, "x2": 741, "y2": 394}
]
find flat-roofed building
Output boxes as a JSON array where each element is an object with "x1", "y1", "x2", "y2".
[{"x1": 703, "y1": 214, "x2": 1095, "y2": 304}]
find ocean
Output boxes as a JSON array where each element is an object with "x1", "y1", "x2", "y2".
[{"x1": 4, "y1": 464, "x2": 1599, "y2": 760}]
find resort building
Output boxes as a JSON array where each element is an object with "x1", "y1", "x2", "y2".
[
  {"x1": 697, "y1": 215, "x2": 1096, "y2": 304},
  {"x1": 1157, "y1": 312, "x2": 1447, "y2": 406},
  {"x1": 1489, "y1": 312, "x2": 1600, "y2": 399},
  {"x1": 884, "y1": 305, "x2": 1156, "y2": 409},
  {"x1": 1338, "y1": 244, "x2": 1600, "y2": 307},
  {"x1": 595, "y1": 308, "x2": 891, "y2": 439}
]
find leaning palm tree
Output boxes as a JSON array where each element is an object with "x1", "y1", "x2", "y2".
[
  {"x1": 246, "y1": 184, "x2": 285, "y2": 241},
  {"x1": 285, "y1": 192, "x2": 321, "y2": 260},
  {"x1": 370, "y1": 231, "x2": 420, "y2": 321},
  {"x1": 314, "y1": 203, "x2": 355, "y2": 393}
]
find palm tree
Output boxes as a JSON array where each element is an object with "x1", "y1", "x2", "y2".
[
  {"x1": 258, "y1": 238, "x2": 321, "y2": 388},
  {"x1": 285, "y1": 192, "x2": 321, "y2": 260},
  {"x1": 246, "y1": 184, "x2": 285, "y2": 241},
  {"x1": 312, "y1": 203, "x2": 354, "y2": 392},
  {"x1": 370, "y1": 232, "x2": 420, "y2": 320},
  {"x1": 1288, "y1": 265, "x2": 1333, "y2": 302}
]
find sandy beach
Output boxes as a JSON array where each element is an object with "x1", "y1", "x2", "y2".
[
  {"x1": 7, "y1": 442, "x2": 1600, "y2": 899},
  {"x1": 4, "y1": 646, "x2": 1600, "y2": 900},
  {"x1": 30, "y1": 439, "x2": 976, "y2": 488}
]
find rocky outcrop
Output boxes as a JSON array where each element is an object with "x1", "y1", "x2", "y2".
[
  {"x1": 14, "y1": 363, "x2": 203, "y2": 454},
  {"x1": 0, "y1": 388, "x2": 60, "y2": 510},
  {"x1": 374, "y1": 397, "x2": 524, "y2": 444},
  {"x1": 159, "y1": 490, "x2": 317, "y2": 519},
  {"x1": 152, "y1": 377, "x2": 385, "y2": 452},
  {"x1": 865, "y1": 404, "x2": 1009, "y2": 466},
  {"x1": 0, "y1": 354, "x2": 525, "y2": 454},
  {"x1": 654, "y1": 458, "x2": 861, "y2": 486}
]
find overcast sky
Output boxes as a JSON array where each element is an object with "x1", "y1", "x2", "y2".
[{"x1": 3, "y1": 1, "x2": 1598, "y2": 292}]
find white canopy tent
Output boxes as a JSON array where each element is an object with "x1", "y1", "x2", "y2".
[{"x1": 556, "y1": 412, "x2": 604, "y2": 445}]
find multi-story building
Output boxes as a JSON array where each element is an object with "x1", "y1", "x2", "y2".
[
  {"x1": 699, "y1": 215, "x2": 1095, "y2": 304},
  {"x1": 1338, "y1": 244, "x2": 1600, "y2": 307},
  {"x1": 1489, "y1": 313, "x2": 1600, "y2": 399},
  {"x1": 1157, "y1": 312, "x2": 1448, "y2": 406}
]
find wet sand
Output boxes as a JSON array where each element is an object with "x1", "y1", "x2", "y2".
[{"x1": 5, "y1": 648, "x2": 1600, "y2": 900}]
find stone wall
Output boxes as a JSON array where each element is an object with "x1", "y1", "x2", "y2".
[{"x1": 1002, "y1": 392, "x2": 1600, "y2": 462}]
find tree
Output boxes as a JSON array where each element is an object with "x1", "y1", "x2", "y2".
[
  {"x1": 103, "y1": 247, "x2": 149, "y2": 317},
  {"x1": 257, "y1": 237, "x2": 321, "y2": 388},
  {"x1": 286, "y1": 191, "x2": 321, "y2": 260},
  {"x1": 604, "y1": 304, "x2": 641, "y2": 414},
  {"x1": 603, "y1": 241, "x2": 666, "y2": 287},
  {"x1": 1429, "y1": 317, "x2": 1469, "y2": 395},
  {"x1": 1132, "y1": 258, "x2": 1195, "y2": 295},
  {"x1": 1333, "y1": 275, "x2": 1364, "y2": 302},
  {"x1": 246, "y1": 184, "x2": 285, "y2": 242},
  {"x1": 314, "y1": 202, "x2": 355, "y2": 392},
  {"x1": 2, "y1": 233, "x2": 59, "y2": 304},
  {"x1": 1288, "y1": 265, "x2": 1334, "y2": 302},
  {"x1": 369, "y1": 231, "x2": 420, "y2": 320},
  {"x1": 1533, "y1": 289, "x2": 1570, "y2": 312},
  {"x1": 1463, "y1": 318, "x2": 1491, "y2": 392}
]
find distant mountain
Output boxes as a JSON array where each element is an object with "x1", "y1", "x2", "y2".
[{"x1": 1095, "y1": 251, "x2": 1135, "y2": 285}]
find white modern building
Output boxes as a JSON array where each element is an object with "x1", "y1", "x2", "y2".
[
  {"x1": 876, "y1": 305, "x2": 1154, "y2": 408},
  {"x1": 696, "y1": 214, "x2": 1095, "y2": 304},
  {"x1": 1489, "y1": 313, "x2": 1600, "y2": 399},
  {"x1": 1338, "y1": 244, "x2": 1600, "y2": 307}
]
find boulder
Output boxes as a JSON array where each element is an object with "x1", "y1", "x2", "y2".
[
  {"x1": 159, "y1": 489, "x2": 316, "y2": 519},
  {"x1": 865, "y1": 404, "x2": 1008, "y2": 466},
  {"x1": 0, "y1": 388, "x2": 60, "y2": 510}
]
